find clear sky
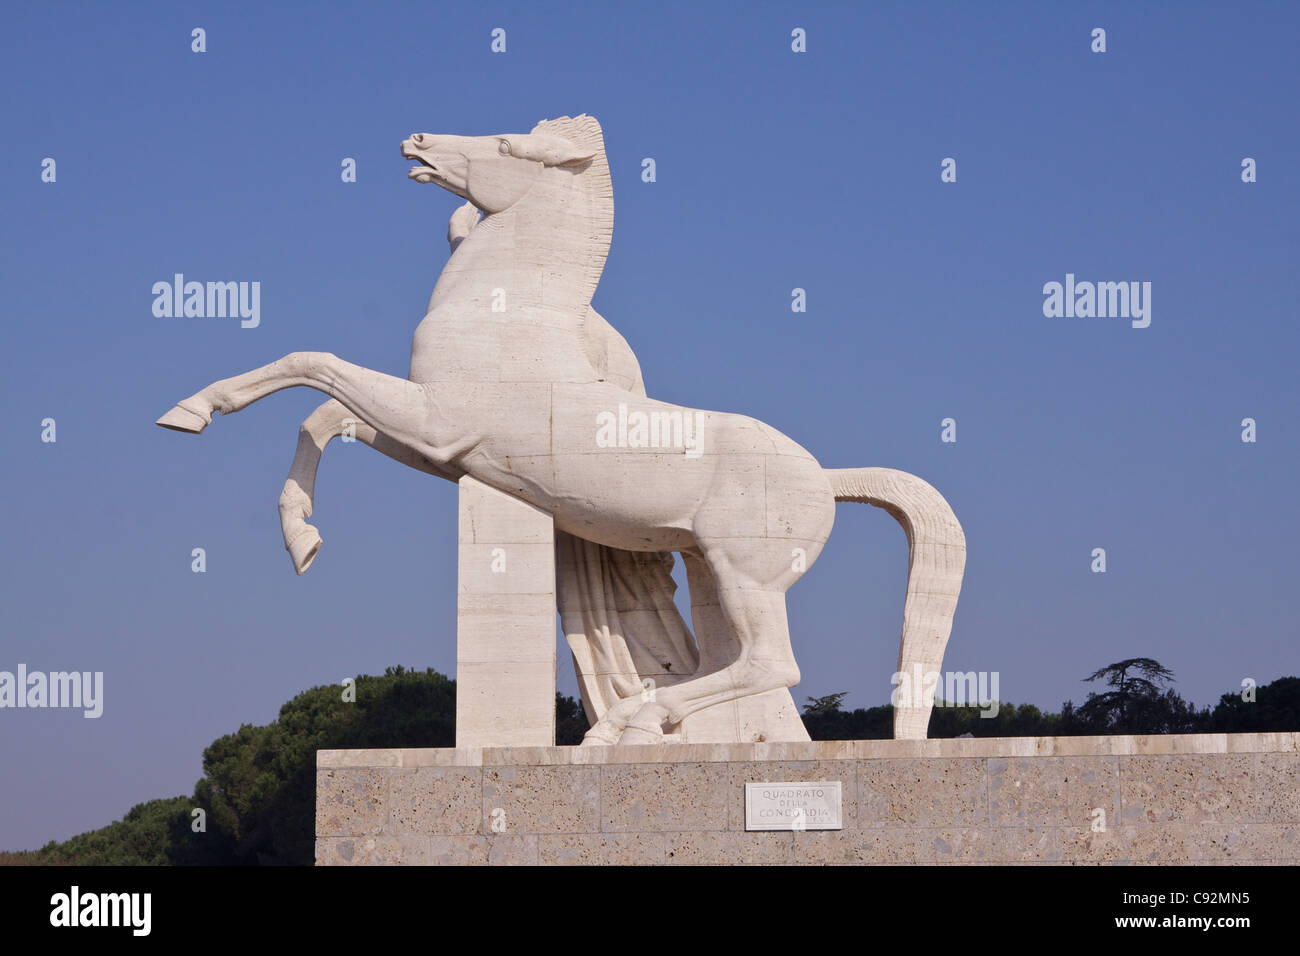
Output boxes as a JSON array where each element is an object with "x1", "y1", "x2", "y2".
[{"x1": 2, "y1": 1, "x2": 1296, "y2": 850}]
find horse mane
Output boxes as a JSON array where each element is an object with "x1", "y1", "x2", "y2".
[{"x1": 531, "y1": 115, "x2": 613, "y2": 316}]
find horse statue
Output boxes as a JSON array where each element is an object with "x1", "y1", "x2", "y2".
[{"x1": 156, "y1": 114, "x2": 966, "y2": 745}]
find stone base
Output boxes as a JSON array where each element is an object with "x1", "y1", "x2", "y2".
[{"x1": 315, "y1": 733, "x2": 1299, "y2": 865}]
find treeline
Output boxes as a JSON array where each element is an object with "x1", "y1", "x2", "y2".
[
  {"x1": 3, "y1": 665, "x2": 1296, "y2": 866},
  {"x1": 800, "y1": 681, "x2": 1299, "y2": 739},
  {"x1": 802, "y1": 661, "x2": 1299, "y2": 739}
]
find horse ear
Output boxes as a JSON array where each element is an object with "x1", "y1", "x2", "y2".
[
  {"x1": 515, "y1": 133, "x2": 597, "y2": 167},
  {"x1": 552, "y1": 145, "x2": 597, "y2": 166}
]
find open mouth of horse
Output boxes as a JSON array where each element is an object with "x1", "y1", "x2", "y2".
[{"x1": 403, "y1": 148, "x2": 441, "y2": 184}]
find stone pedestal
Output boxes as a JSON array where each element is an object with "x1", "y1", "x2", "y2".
[
  {"x1": 456, "y1": 476, "x2": 556, "y2": 749},
  {"x1": 316, "y1": 732, "x2": 1300, "y2": 865}
]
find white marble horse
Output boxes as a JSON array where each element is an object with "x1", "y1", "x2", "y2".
[
  {"x1": 157, "y1": 115, "x2": 965, "y2": 743},
  {"x1": 269, "y1": 199, "x2": 742, "y2": 740}
]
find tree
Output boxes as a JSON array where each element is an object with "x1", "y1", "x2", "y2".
[
  {"x1": 556, "y1": 692, "x2": 591, "y2": 745},
  {"x1": 1208, "y1": 676, "x2": 1300, "y2": 732},
  {"x1": 1076, "y1": 657, "x2": 1181, "y2": 733},
  {"x1": 6, "y1": 668, "x2": 588, "y2": 866},
  {"x1": 171, "y1": 666, "x2": 459, "y2": 865},
  {"x1": 32, "y1": 797, "x2": 192, "y2": 866},
  {"x1": 802, "y1": 692, "x2": 848, "y2": 716}
]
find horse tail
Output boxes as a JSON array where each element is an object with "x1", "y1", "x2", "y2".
[{"x1": 824, "y1": 467, "x2": 966, "y2": 740}]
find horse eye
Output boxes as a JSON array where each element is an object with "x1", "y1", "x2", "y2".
[{"x1": 498, "y1": 140, "x2": 511, "y2": 155}]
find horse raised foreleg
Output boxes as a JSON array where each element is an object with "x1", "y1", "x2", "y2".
[
  {"x1": 279, "y1": 398, "x2": 465, "y2": 574},
  {"x1": 157, "y1": 351, "x2": 478, "y2": 470}
]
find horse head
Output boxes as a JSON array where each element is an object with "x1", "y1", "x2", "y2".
[{"x1": 401, "y1": 126, "x2": 597, "y2": 214}]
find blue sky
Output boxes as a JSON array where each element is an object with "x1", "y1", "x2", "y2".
[{"x1": 1, "y1": 1, "x2": 1296, "y2": 849}]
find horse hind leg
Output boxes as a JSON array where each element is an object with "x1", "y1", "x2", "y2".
[
  {"x1": 579, "y1": 548, "x2": 736, "y2": 746},
  {"x1": 618, "y1": 544, "x2": 801, "y2": 744}
]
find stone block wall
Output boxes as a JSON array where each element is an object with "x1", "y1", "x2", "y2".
[{"x1": 315, "y1": 733, "x2": 1299, "y2": 865}]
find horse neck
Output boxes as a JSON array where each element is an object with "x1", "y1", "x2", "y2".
[{"x1": 429, "y1": 170, "x2": 603, "y2": 317}]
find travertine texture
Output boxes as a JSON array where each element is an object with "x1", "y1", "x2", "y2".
[
  {"x1": 316, "y1": 733, "x2": 1300, "y2": 865},
  {"x1": 456, "y1": 476, "x2": 556, "y2": 747},
  {"x1": 158, "y1": 115, "x2": 967, "y2": 745}
]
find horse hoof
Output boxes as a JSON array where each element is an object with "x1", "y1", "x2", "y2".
[
  {"x1": 617, "y1": 723, "x2": 664, "y2": 746},
  {"x1": 286, "y1": 525, "x2": 323, "y2": 575},
  {"x1": 156, "y1": 402, "x2": 210, "y2": 434},
  {"x1": 617, "y1": 706, "x2": 667, "y2": 745},
  {"x1": 580, "y1": 723, "x2": 622, "y2": 747}
]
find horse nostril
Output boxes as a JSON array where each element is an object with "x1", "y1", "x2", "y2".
[{"x1": 412, "y1": 133, "x2": 424, "y2": 145}]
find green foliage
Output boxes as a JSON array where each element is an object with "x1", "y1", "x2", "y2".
[
  {"x1": 802, "y1": 692, "x2": 849, "y2": 717},
  {"x1": 799, "y1": 667, "x2": 1299, "y2": 741},
  {"x1": 556, "y1": 692, "x2": 591, "y2": 745},
  {"x1": 1076, "y1": 657, "x2": 1182, "y2": 732},
  {"x1": 1208, "y1": 676, "x2": 1300, "y2": 732},
  {"x1": 171, "y1": 665, "x2": 457, "y2": 865},
  {"x1": 928, "y1": 701, "x2": 1064, "y2": 737},
  {"x1": 800, "y1": 699, "x2": 1070, "y2": 740},
  {"x1": 8, "y1": 667, "x2": 591, "y2": 867},
  {"x1": 16, "y1": 797, "x2": 191, "y2": 866},
  {"x1": 801, "y1": 702, "x2": 893, "y2": 739}
]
